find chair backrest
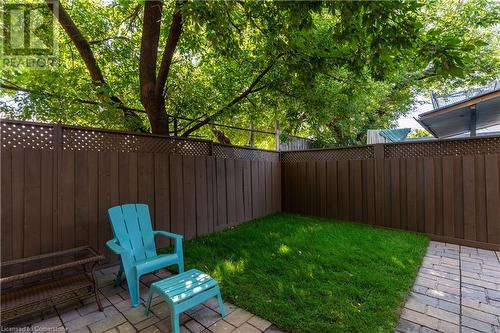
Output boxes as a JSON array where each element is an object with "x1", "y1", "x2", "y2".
[{"x1": 108, "y1": 204, "x2": 157, "y2": 262}]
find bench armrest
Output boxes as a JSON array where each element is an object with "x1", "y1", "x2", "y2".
[{"x1": 154, "y1": 230, "x2": 183, "y2": 241}]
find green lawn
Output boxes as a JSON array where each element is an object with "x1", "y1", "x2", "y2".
[{"x1": 181, "y1": 214, "x2": 428, "y2": 333}]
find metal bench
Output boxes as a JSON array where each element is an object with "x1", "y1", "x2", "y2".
[{"x1": 144, "y1": 269, "x2": 225, "y2": 333}]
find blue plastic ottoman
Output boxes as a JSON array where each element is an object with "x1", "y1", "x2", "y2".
[{"x1": 144, "y1": 269, "x2": 225, "y2": 333}]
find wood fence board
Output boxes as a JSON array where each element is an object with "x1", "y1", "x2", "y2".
[
  {"x1": 24, "y1": 149, "x2": 41, "y2": 257},
  {"x1": 206, "y1": 157, "x2": 216, "y2": 234},
  {"x1": 383, "y1": 160, "x2": 392, "y2": 228},
  {"x1": 234, "y1": 159, "x2": 245, "y2": 223},
  {"x1": 226, "y1": 158, "x2": 236, "y2": 226},
  {"x1": 442, "y1": 157, "x2": 455, "y2": 237},
  {"x1": 242, "y1": 159, "x2": 252, "y2": 220},
  {"x1": 326, "y1": 161, "x2": 338, "y2": 219},
  {"x1": 61, "y1": 150, "x2": 75, "y2": 250},
  {"x1": 306, "y1": 161, "x2": 316, "y2": 216},
  {"x1": 434, "y1": 158, "x2": 444, "y2": 236},
  {"x1": 74, "y1": 151, "x2": 89, "y2": 247},
  {"x1": 423, "y1": 157, "x2": 435, "y2": 234},
  {"x1": 406, "y1": 158, "x2": 417, "y2": 231},
  {"x1": 216, "y1": 158, "x2": 227, "y2": 225},
  {"x1": 259, "y1": 161, "x2": 266, "y2": 217},
  {"x1": 154, "y1": 153, "x2": 171, "y2": 247},
  {"x1": 390, "y1": 159, "x2": 401, "y2": 229},
  {"x1": 40, "y1": 150, "x2": 54, "y2": 254},
  {"x1": 485, "y1": 154, "x2": 500, "y2": 244},
  {"x1": 453, "y1": 157, "x2": 464, "y2": 239},
  {"x1": 182, "y1": 155, "x2": 196, "y2": 240},
  {"x1": 352, "y1": 160, "x2": 363, "y2": 222},
  {"x1": 399, "y1": 159, "x2": 407, "y2": 230},
  {"x1": 1, "y1": 148, "x2": 12, "y2": 260},
  {"x1": 169, "y1": 155, "x2": 184, "y2": 235},
  {"x1": 11, "y1": 148, "x2": 24, "y2": 258},
  {"x1": 317, "y1": 161, "x2": 327, "y2": 218},
  {"x1": 265, "y1": 162, "x2": 272, "y2": 214},
  {"x1": 462, "y1": 155, "x2": 476, "y2": 241},
  {"x1": 474, "y1": 155, "x2": 487, "y2": 242},
  {"x1": 339, "y1": 160, "x2": 350, "y2": 221},
  {"x1": 195, "y1": 156, "x2": 209, "y2": 236}
]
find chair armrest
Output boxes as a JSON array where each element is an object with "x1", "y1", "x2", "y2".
[
  {"x1": 106, "y1": 238, "x2": 129, "y2": 255},
  {"x1": 154, "y1": 230, "x2": 183, "y2": 240}
]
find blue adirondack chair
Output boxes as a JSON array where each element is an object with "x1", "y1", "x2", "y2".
[{"x1": 106, "y1": 204, "x2": 184, "y2": 307}]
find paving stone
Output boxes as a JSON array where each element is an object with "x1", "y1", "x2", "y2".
[
  {"x1": 135, "y1": 315, "x2": 161, "y2": 331},
  {"x1": 151, "y1": 303, "x2": 171, "y2": 320},
  {"x1": 395, "y1": 319, "x2": 420, "y2": 333},
  {"x1": 61, "y1": 309, "x2": 82, "y2": 323},
  {"x1": 186, "y1": 304, "x2": 208, "y2": 316},
  {"x1": 190, "y1": 307, "x2": 222, "y2": 328},
  {"x1": 184, "y1": 319, "x2": 205, "y2": 333},
  {"x1": 113, "y1": 322, "x2": 137, "y2": 333},
  {"x1": 247, "y1": 316, "x2": 271, "y2": 331},
  {"x1": 400, "y1": 308, "x2": 439, "y2": 331},
  {"x1": 232, "y1": 323, "x2": 260, "y2": 333},
  {"x1": 462, "y1": 316, "x2": 494, "y2": 333},
  {"x1": 426, "y1": 288, "x2": 460, "y2": 304},
  {"x1": 425, "y1": 306, "x2": 459, "y2": 324},
  {"x1": 437, "y1": 319, "x2": 459, "y2": 333},
  {"x1": 123, "y1": 306, "x2": 150, "y2": 324},
  {"x1": 419, "y1": 327, "x2": 439, "y2": 333},
  {"x1": 66, "y1": 311, "x2": 107, "y2": 331},
  {"x1": 461, "y1": 327, "x2": 486, "y2": 333},
  {"x1": 139, "y1": 326, "x2": 162, "y2": 333},
  {"x1": 223, "y1": 309, "x2": 253, "y2": 328},
  {"x1": 462, "y1": 306, "x2": 499, "y2": 325},
  {"x1": 88, "y1": 313, "x2": 127, "y2": 333},
  {"x1": 263, "y1": 325, "x2": 286, "y2": 333},
  {"x1": 437, "y1": 300, "x2": 460, "y2": 314},
  {"x1": 208, "y1": 320, "x2": 236, "y2": 333}
]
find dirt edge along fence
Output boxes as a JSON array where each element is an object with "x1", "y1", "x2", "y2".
[
  {"x1": 281, "y1": 137, "x2": 500, "y2": 251},
  {"x1": 0, "y1": 120, "x2": 281, "y2": 262}
]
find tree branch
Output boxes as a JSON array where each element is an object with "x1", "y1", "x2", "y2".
[
  {"x1": 139, "y1": 0, "x2": 163, "y2": 106},
  {"x1": 181, "y1": 56, "x2": 282, "y2": 137},
  {"x1": 156, "y1": 0, "x2": 184, "y2": 98},
  {"x1": 0, "y1": 82, "x2": 144, "y2": 113},
  {"x1": 49, "y1": 0, "x2": 104, "y2": 86}
]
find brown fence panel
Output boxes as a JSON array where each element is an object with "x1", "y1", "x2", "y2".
[
  {"x1": 281, "y1": 138, "x2": 500, "y2": 251},
  {"x1": 0, "y1": 120, "x2": 281, "y2": 262}
]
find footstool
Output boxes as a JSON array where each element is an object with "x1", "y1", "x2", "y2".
[{"x1": 144, "y1": 269, "x2": 225, "y2": 333}]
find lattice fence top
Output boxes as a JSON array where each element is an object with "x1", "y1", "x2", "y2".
[
  {"x1": 281, "y1": 146, "x2": 374, "y2": 162},
  {"x1": 63, "y1": 127, "x2": 212, "y2": 156},
  {"x1": 0, "y1": 121, "x2": 54, "y2": 150},
  {"x1": 384, "y1": 136, "x2": 500, "y2": 158},
  {"x1": 0, "y1": 120, "x2": 280, "y2": 159},
  {"x1": 213, "y1": 144, "x2": 279, "y2": 162}
]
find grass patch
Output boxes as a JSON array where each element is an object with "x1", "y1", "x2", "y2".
[{"x1": 180, "y1": 214, "x2": 428, "y2": 333}]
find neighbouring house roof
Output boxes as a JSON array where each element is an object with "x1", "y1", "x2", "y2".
[
  {"x1": 367, "y1": 128, "x2": 411, "y2": 144},
  {"x1": 416, "y1": 81, "x2": 500, "y2": 138}
]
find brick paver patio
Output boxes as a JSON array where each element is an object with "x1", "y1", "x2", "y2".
[
  {"x1": 396, "y1": 241, "x2": 500, "y2": 333},
  {"x1": 3, "y1": 267, "x2": 286, "y2": 333}
]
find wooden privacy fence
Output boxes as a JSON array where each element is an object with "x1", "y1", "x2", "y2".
[
  {"x1": 0, "y1": 120, "x2": 281, "y2": 262},
  {"x1": 281, "y1": 137, "x2": 500, "y2": 251}
]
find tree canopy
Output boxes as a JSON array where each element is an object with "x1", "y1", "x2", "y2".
[{"x1": 1, "y1": 0, "x2": 499, "y2": 148}]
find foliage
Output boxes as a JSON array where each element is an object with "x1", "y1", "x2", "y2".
[
  {"x1": 408, "y1": 128, "x2": 431, "y2": 138},
  {"x1": 1, "y1": 0, "x2": 499, "y2": 146},
  {"x1": 178, "y1": 214, "x2": 429, "y2": 333}
]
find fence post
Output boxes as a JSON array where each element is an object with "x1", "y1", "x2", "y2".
[
  {"x1": 373, "y1": 144, "x2": 385, "y2": 226},
  {"x1": 53, "y1": 123, "x2": 63, "y2": 250}
]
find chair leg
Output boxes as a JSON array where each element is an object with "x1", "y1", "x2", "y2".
[
  {"x1": 171, "y1": 312, "x2": 180, "y2": 333},
  {"x1": 216, "y1": 291, "x2": 225, "y2": 317},
  {"x1": 144, "y1": 288, "x2": 154, "y2": 316},
  {"x1": 114, "y1": 265, "x2": 123, "y2": 287},
  {"x1": 125, "y1": 272, "x2": 141, "y2": 307}
]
